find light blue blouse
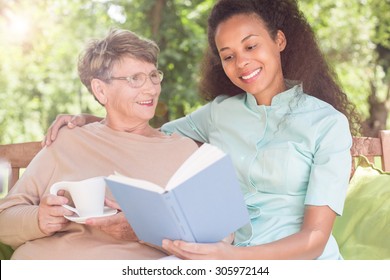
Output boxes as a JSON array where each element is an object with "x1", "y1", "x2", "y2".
[{"x1": 161, "y1": 82, "x2": 352, "y2": 259}]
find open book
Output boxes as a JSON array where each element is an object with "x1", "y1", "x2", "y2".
[{"x1": 105, "y1": 143, "x2": 249, "y2": 247}]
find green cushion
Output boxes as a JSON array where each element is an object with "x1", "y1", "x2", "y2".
[
  {"x1": 0, "y1": 242, "x2": 13, "y2": 260},
  {"x1": 333, "y1": 156, "x2": 390, "y2": 260}
]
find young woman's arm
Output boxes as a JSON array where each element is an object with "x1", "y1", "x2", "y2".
[{"x1": 162, "y1": 205, "x2": 336, "y2": 260}]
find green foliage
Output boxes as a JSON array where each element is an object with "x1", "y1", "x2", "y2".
[
  {"x1": 299, "y1": 0, "x2": 389, "y2": 121},
  {"x1": 0, "y1": 0, "x2": 107, "y2": 143},
  {"x1": 0, "y1": 0, "x2": 388, "y2": 143}
]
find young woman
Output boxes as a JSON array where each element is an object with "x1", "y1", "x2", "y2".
[{"x1": 43, "y1": 0, "x2": 360, "y2": 259}]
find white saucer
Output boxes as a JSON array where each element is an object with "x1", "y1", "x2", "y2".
[{"x1": 64, "y1": 206, "x2": 118, "y2": 224}]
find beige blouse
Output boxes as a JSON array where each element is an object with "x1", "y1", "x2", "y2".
[{"x1": 0, "y1": 122, "x2": 198, "y2": 259}]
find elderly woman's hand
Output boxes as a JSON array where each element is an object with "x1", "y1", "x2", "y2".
[
  {"x1": 38, "y1": 191, "x2": 73, "y2": 236},
  {"x1": 85, "y1": 198, "x2": 138, "y2": 241}
]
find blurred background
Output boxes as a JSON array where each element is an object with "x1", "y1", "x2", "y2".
[{"x1": 0, "y1": 0, "x2": 389, "y2": 144}]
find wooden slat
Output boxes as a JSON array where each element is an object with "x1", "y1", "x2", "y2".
[
  {"x1": 0, "y1": 142, "x2": 41, "y2": 168},
  {"x1": 351, "y1": 131, "x2": 390, "y2": 174},
  {"x1": 10, "y1": 167, "x2": 19, "y2": 189},
  {"x1": 351, "y1": 137, "x2": 382, "y2": 157},
  {"x1": 379, "y1": 130, "x2": 390, "y2": 171},
  {"x1": 0, "y1": 141, "x2": 42, "y2": 189}
]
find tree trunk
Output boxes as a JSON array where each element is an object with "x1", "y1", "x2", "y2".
[
  {"x1": 149, "y1": 0, "x2": 170, "y2": 127},
  {"x1": 362, "y1": 80, "x2": 390, "y2": 137},
  {"x1": 149, "y1": 0, "x2": 166, "y2": 39}
]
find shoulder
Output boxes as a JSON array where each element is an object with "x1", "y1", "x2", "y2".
[
  {"x1": 295, "y1": 93, "x2": 347, "y2": 122},
  {"x1": 204, "y1": 94, "x2": 247, "y2": 115},
  {"x1": 48, "y1": 123, "x2": 104, "y2": 152},
  {"x1": 168, "y1": 133, "x2": 200, "y2": 148},
  {"x1": 291, "y1": 92, "x2": 351, "y2": 144},
  {"x1": 304, "y1": 94, "x2": 335, "y2": 110},
  {"x1": 305, "y1": 96, "x2": 351, "y2": 146},
  {"x1": 185, "y1": 94, "x2": 246, "y2": 117},
  {"x1": 51, "y1": 125, "x2": 89, "y2": 145},
  {"x1": 212, "y1": 94, "x2": 246, "y2": 105},
  {"x1": 306, "y1": 95, "x2": 348, "y2": 123},
  {"x1": 288, "y1": 83, "x2": 341, "y2": 116},
  {"x1": 186, "y1": 94, "x2": 247, "y2": 125}
]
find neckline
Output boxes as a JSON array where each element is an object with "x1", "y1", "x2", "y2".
[
  {"x1": 88, "y1": 122, "x2": 178, "y2": 143},
  {"x1": 245, "y1": 81, "x2": 303, "y2": 111}
]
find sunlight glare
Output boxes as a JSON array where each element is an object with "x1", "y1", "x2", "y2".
[
  {"x1": 10, "y1": 16, "x2": 30, "y2": 38},
  {"x1": 2, "y1": 9, "x2": 31, "y2": 43}
]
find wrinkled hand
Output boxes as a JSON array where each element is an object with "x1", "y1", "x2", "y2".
[
  {"x1": 85, "y1": 198, "x2": 138, "y2": 241},
  {"x1": 42, "y1": 114, "x2": 86, "y2": 147},
  {"x1": 38, "y1": 191, "x2": 73, "y2": 236},
  {"x1": 162, "y1": 234, "x2": 237, "y2": 260}
]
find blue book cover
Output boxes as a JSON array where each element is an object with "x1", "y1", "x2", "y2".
[{"x1": 105, "y1": 144, "x2": 249, "y2": 247}]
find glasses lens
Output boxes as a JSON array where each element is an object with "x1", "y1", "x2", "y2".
[
  {"x1": 130, "y1": 73, "x2": 147, "y2": 88},
  {"x1": 150, "y1": 70, "x2": 163, "y2": 85}
]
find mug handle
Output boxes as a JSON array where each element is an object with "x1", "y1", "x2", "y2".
[{"x1": 49, "y1": 181, "x2": 79, "y2": 215}]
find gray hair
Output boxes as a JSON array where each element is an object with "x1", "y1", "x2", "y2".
[{"x1": 78, "y1": 28, "x2": 160, "y2": 95}]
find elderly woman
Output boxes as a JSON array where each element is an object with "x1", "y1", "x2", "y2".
[{"x1": 0, "y1": 29, "x2": 198, "y2": 259}]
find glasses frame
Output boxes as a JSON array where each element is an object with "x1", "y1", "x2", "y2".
[{"x1": 109, "y1": 70, "x2": 164, "y2": 88}]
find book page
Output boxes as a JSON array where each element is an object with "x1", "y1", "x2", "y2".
[
  {"x1": 106, "y1": 173, "x2": 165, "y2": 193},
  {"x1": 166, "y1": 143, "x2": 225, "y2": 190}
]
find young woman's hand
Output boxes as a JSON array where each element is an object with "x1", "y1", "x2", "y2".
[
  {"x1": 42, "y1": 114, "x2": 85, "y2": 147},
  {"x1": 162, "y1": 238, "x2": 237, "y2": 260},
  {"x1": 42, "y1": 114, "x2": 103, "y2": 147}
]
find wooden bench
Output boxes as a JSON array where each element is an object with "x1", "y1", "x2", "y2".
[
  {"x1": 1, "y1": 130, "x2": 390, "y2": 192},
  {"x1": 350, "y1": 130, "x2": 390, "y2": 174},
  {"x1": 0, "y1": 141, "x2": 42, "y2": 191}
]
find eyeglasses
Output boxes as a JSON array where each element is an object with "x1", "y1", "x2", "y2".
[{"x1": 109, "y1": 70, "x2": 164, "y2": 88}]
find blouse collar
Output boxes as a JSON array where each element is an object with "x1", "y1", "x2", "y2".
[{"x1": 245, "y1": 80, "x2": 304, "y2": 112}]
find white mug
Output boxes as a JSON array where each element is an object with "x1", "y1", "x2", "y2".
[{"x1": 50, "y1": 176, "x2": 106, "y2": 217}]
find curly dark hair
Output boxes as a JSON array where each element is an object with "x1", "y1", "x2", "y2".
[{"x1": 199, "y1": 0, "x2": 361, "y2": 135}]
